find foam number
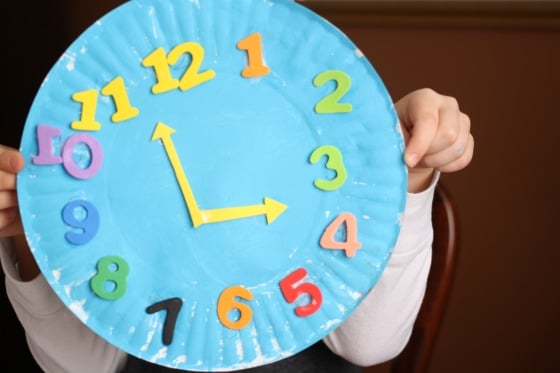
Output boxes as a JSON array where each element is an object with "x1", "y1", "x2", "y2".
[
  {"x1": 237, "y1": 32, "x2": 270, "y2": 78},
  {"x1": 280, "y1": 268, "x2": 322, "y2": 317},
  {"x1": 146, "y1": 297, "x2": 183, "y2": 346},
  {"x1": 90, "y1": 256, "x2": 129, "y2": 301},
  {"x1": 71, "y1": 77, "x2": 139, "y2": 131},
  {"x1": 32, "y1": 124, "x2": 63, "y2": 165},
  {"x1": 33, "y1": 124, "x2": 103, "y2": 179},
  {"x1": 217, "y1": 286, "x2": 254, "y2": 330},
  {"x1": 313, "y1": 70, "x2": 353, "y2": 114},
  {"x1": 320, "y1": 213, "x2": 362, "y2": 257},
  {"x1": 62, "y1": 199, "x2": 100, "y2": 245},
  {"x1": 71, "y1": 90, "x2": 101, "y2": 131},
  {"x1": 309, "y1": 145, "x2": 347, "y2": 191},
  {"x1": 100, "y1": 76, "x2": 140, "y2": 122},
  {"x1": 142, "y1": 42, "x2": 216, "y2": 94}
]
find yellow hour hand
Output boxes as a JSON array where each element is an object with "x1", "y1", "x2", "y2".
[{"x1": 201, "y1": 197, "x2": 286, "y2": 225}]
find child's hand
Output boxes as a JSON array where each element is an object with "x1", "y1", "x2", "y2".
[
  {"x1": 0, "y1": 145, "x2": 25, "y2": 238},
  {"x1": 395, "y1": 88, "x2": 474, "y2": 192}
]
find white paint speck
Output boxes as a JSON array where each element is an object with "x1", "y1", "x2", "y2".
[
  {"x1": 173, "y1": 355, "x2": 188, "y2": 365},
  {"x1": 321, "y1": 318, "x2": 341, "y2": 331},
  {"x1": 141, "y1": 329, "x2": 157, "y2": 352},
  {"x1": 63, "y1": 52, "x2": 77, "y2": 71},
  {"x1": 150, "y1": 346, "x2": 168, "y2": 363},
  {"x1": 52, "y1": 269, "x2": 61, "y2": 281},
  {"x1": 69, "y1": 299, "x2": 89, "y2": 322}
]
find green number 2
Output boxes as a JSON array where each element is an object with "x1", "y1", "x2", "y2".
[{"x1": 313, "y1": 70, "x2": 353, "y2": 114}]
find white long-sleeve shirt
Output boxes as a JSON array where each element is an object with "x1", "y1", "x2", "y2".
[{"x1": 1, "y1": 179, "x2": 436, "y2": 373}]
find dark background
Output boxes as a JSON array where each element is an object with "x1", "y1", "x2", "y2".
[{"x1": 2, "y1": 1, "x2": 559, "y2": 372}]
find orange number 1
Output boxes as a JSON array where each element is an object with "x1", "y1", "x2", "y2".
[{"x1": 237, "y1": 32, "x2": 270, "y2": 78}]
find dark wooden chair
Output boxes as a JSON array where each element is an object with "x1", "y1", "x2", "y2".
[{"x1": 390, "y1": 183, "x2": 461, "y2": 373}]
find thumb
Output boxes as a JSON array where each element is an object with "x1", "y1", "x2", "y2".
[{"x1": 395, "y1": 92, "x2": 439, "y2": 168}]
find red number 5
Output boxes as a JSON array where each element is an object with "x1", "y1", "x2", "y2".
[{"x1": 280, "y1": 268, "x2": 322, "y2": 317}]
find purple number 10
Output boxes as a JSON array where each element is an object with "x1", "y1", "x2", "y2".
[{"x1": 33, "y1": 124, "x2": 103, "y2": 179}]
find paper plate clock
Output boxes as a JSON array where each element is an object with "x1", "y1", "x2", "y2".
[{"x1": 17, "y1": 0, "x2": 406, "y2": 370}]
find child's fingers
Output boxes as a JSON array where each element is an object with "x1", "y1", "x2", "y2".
[
  {"x1": 403, "y1": 114, "x2": 439, "y2": 168},
  {"x1": 423, "y1": 96, "x2": 463, "y2": 155},
  {"x1": 0, "y1": 190, "x2": 18, "y2": 210},
  {"x1": 0, "y1": 145, "x2": 24, "y2": 173},
  {"x1": 0, "y1": 170, "x2": 17, "y2": 191},
  {"x1": 437, "y1": 134, "x2": 475, "y2": 173},
  {"x1": 398, "y1": 91, "x2": 441, "y2": 167},
  {"x1": 421, "y1": 112, "x2": 471, "y2": 169},
  {"x1": 0, "y1": 145, "x2": 24, "y2": 191}
]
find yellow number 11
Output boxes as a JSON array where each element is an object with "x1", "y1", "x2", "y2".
[{"x1": 71, "y1": 76, "x2": 140, "y2": 131}]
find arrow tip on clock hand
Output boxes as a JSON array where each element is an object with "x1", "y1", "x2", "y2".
[
  {"x1": 264, "y1": 197, "x2": 287, "y2": 224},
  {"x1": 151, "y1": 122, "x2": 175, "y2": 142}
]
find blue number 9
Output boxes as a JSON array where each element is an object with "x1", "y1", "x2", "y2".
[{"x1": 62, "y1": 199, "x2": 100, "y2": 245}]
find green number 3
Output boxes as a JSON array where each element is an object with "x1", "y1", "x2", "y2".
[{"x1": 309, "y1": 145, "x2": 348, "y2": 191}]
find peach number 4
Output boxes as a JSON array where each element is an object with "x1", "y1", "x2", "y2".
[{"x1": 320, "y1": 212, "x2": 362, "y2": 257}]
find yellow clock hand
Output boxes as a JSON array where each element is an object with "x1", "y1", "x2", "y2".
[
  {"x1": 151, "y1": 122, "x2": 204, "y2": 227},
  {"x1": 152, "y1": 122, "x2": 287, "y2": 227},
  {"x1": 200, "y1": 197, "x2": 287, "y2": 225}
]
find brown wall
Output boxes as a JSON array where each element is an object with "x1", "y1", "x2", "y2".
[
  {"x1": 2, "y1": 1, "x2": 559, "y2": 372},
  {"x1": 311, "y1": 2, "x2": 560, "y2": 372}
]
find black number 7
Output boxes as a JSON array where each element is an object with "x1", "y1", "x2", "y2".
[{"x1": 146, "y1": 297, "x2": 183, "y2": 346}]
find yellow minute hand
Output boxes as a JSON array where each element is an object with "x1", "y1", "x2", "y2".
[
  {"x1": 152, "y1": 122, "x2": 204, "y2": 227},
  {"x1": 151, "y1": 122, "x2": 287, "y2": 227}
]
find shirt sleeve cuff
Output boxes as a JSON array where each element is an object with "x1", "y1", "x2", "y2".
[{"x1": 390, "y1": 171, "x2": 440, "y2": 259}]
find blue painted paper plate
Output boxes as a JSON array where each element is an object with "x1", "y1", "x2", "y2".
[{"x1": 17, "y1": 0, "x2": 406, "y2": 370}]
